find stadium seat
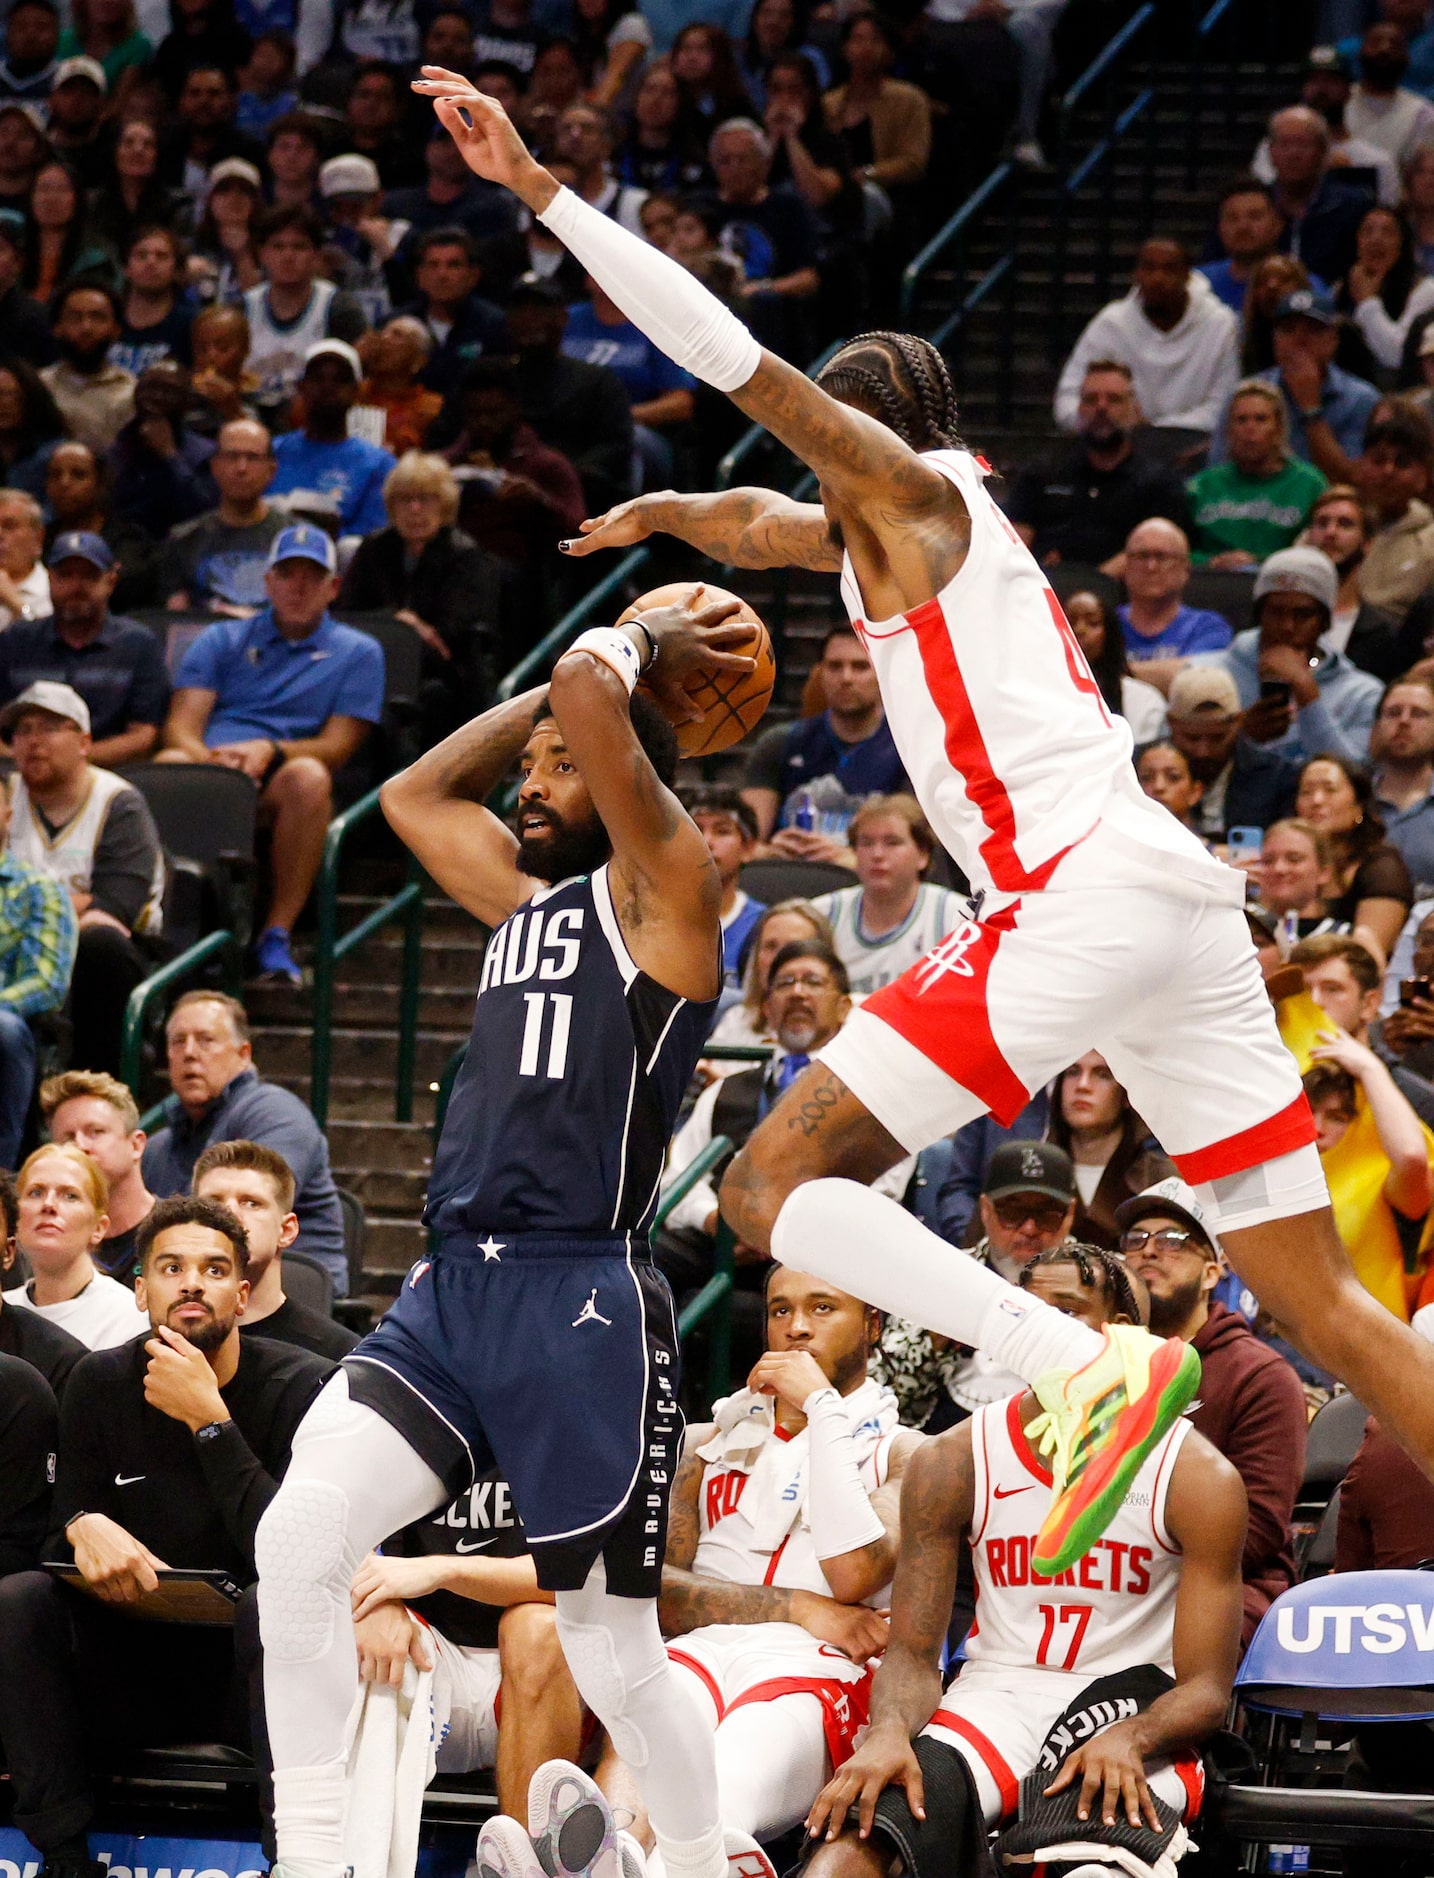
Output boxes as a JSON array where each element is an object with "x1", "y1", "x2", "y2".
[
  {"x1": 1291, "y1": 1393, "x2": 1367, "y2": 1573},
  {"x1": 1184, "y1": 569, "x2": 1257, "y2": 634},
  {"x1": 124, "y1": 762, "x2": 259, "y2": 945},
  {"x1": 1300, "y1": 1485, "x2": 1343, "y2": 1583},
  {"x1": 1204, "y1": 1572, "x2": 1434, "y2": 1865},
  {"x1": 739, "y1": 857, "x2": 858, "y2": 902},
  {"x1": 336, "y1": 1185, "x2": 366, "y2": 1296},
  {"x1": 282, "y1": 1249, "x2": 334, "y2": 1317}
]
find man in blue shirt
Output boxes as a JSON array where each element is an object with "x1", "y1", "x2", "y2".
[
  {"x1": 268, "y1": 340, "x2": 396, "y2": 543},
  {"x1": 1117, "y1": 517, "x2": 1233, "y2": 664},
  {"x1": 1203, "y1": 545, "x2": 1382, "y2": 765},
  {"x1": 0, "y1": 533, "x2": 169, "y2": 767},
  {"x1": 563, "y1": 274, "x2": 696, "y2": 487},
  {"x1": 1370, "y1": 673, "x2": 1434, "y2": 891},
  {"x1": 158, "y1": 522, "x2": 386, "y2": 985}
]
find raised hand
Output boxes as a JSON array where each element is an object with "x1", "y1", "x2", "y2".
[
  {"x1": 560, "y1": 496, "x2": 657, "y2": 558},
  {"x1": 633, "y1": 587, "x2": 755, "y2": 726},
  {"x1": 410, "y1": 68, "x2": 555, "y2": 209}
]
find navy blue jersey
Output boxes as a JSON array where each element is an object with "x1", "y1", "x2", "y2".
[
  {"x1": 387, "y1": 1465, "x2": 527, "y2": 1649},
  {"x1": 427, "y1": 866, "x2": 717, "y2": 1238}
]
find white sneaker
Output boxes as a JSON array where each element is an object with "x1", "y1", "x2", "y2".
[
  {"x1": 617, "y1": 1829, "x2": 648, "y2": 1878},
  {"x1": 477, "y1": 1816, "x2": 548, "y2": 1878},
  {"x1": 1012, "y1": 139, "x2": 1047, "y2": 168},
  {"x1": 529, "y1": 1760, "x2": 624, "y2": 1878},
  {"x1": 723, "y1": 1829, "x2": 777, "y2": 1878}
]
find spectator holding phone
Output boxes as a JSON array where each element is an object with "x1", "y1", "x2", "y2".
[{"x1": 1383, "y1": 904, "x2": 1434, "y2": 1082}]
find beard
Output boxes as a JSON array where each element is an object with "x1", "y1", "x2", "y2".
[
  {"x1": 169, "y1": 1303, "x2": 235, "y2": 1353},
  {"x1": 1146, "y1": 1271, "x2": 1206, "y2": 1338},
  {"x1": 517, "y1": 805, "x2": 610, "y2": 883},
  {"x1": 1334, "y1": 547, "x2": 1364, "y2": 579},
  {"x1": 1082, "y1": 416, "x2": 1128, "y2": 452},
  {"x1": 59, "y1": 337, "x2": 113, "y2": 374}
]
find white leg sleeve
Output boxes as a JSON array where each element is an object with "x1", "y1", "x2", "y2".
[
  {"x1": 554, "y1": 1560, "x2": 724, "y2": 1878},
  {"x1": 713, "y1": 1696, "x2": 829, "y2": 1841},
  {"x1": 537, "y1": 187, "x2": 762, "y2": 393},
  {"x1": 772, "y1": 1179, "x2": 1103, "y2": 1384},
  {"x1": 255, "y1": 1372, "x2": 447, "y2": 1869}
]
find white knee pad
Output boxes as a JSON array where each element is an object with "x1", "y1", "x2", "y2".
[
  {"x1": 255, "y1": 1478, "x2": 352, "y2": 1663},
  {"x1": 1198, "y1": 1141, "x2": 1329, "y2": 1236},
  {"x1": 553, "y1": 1605, "x2": 668, "y2": 1768}
]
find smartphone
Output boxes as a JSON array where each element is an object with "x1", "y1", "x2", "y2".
[
  {"x1": 1402, "y1": 977, "x2": 1433, "y2": 1007},
  {"x1": 1227, "y1": 826, "x2": 1264, "y2": 865},
  {"x1": 1260, "y1": 679, "x2": 1293, "y2": 708}
]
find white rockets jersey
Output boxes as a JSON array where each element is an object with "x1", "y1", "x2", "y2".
[
  {"x1": 838, "y1": 449, "x2": 1234, "y2": 906},
  {"x1": 693, "y1": 1383, "x2": 900, "y2": 1602},
  {"x1": 963, "y1": 1393, "x2": 1189, "y2": 1679}
]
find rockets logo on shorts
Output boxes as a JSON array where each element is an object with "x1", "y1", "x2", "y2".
[{"x1": 912, "y1": 920, "x2": 984, "y2": 994}]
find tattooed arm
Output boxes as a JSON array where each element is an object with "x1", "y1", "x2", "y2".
[
  {"x1": 563, "y1": 488, "x2": 842, "y2": 572},
  {"x1": 659, "y1": 1441, "x2": 891, "y2": 1660}
]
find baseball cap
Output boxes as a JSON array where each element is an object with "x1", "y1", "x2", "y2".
[
  {"x1": 319, "y1": 153, "x2": 380, "y2": 197},
  {"x1": 1166, "y1": 665, "x2": 1241, "y2": 718},
  {"x1": 1115, "y1": 1176, "x2": 1222, "y2": 1255},
  {"x1": 208, "y1": 156, "x2": 263, "y2": 191},
  {"x1": 1273, "y1": 284, "x2": 1338, "y2": 328},
  {"x1": 0, "y1": 99, "x2": 45, "y2": 131},
  {"x1": 1304, "y1": 43, "x2": 1352, "y2": 77},
  {"x1": 303, "y1": 337, "x2": 363, "y2": 380},
  {"x1": 47, "y1": 529, "x2": 113, "y2": 572},
  {"x1": 0, "y1": 679, "x2": 90, "y2": 736},
  {"x1": 52, "y1": 54, "x2": 106, "y2": 91},
  {"x1": 508, "y1": 274, "x2": 565, "y2": 308},
  {"x1": 1253, "y1": 543, "x2": 1338, "y2": 613},
  {"x1": 268, "y1": 522, "x2": 338, "y2": 573},
  {"x1": 983, "y1": 1140, "x2": 1076, "y2": 1206}
]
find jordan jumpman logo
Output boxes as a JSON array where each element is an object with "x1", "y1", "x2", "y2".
[{"x1": 572, "y1": 1288, "x2": 613, "y2": 1328}]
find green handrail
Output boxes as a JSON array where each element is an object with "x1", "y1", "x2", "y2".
[
  {"x1": 898, "y1": 159, "x2": 1015, "y2": 329},
  {"x1": 659, "y1": 1134, "x2": 737, "y2": 1401},
  {"x1": 496, "y1": 549, "x2": 653, "y2": 704},
  {"x1": 119, "y1": 928, "x2": 243, "y2": 1116},
  {"x1": 655, "y1": 1132, "x2": 734, "y2": 1234},
  {"x1": 310, "y1": 783, "x2": 425, "y2": 1129}
]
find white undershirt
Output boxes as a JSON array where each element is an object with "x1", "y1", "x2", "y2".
[{"x1": 1073, "y1": 1162, "x2": 1104, "y2": 1206}]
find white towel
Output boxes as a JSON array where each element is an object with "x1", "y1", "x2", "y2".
[{"x1": 341, "y1": 1628, "x2": 438, "y2": 1878}]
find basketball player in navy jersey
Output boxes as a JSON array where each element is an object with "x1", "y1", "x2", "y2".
[{"x1": 254, "y1": 594, "x2": 764, "y2": 1878}]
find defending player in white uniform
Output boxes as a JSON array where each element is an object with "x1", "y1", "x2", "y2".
[
  {"x1": 805, "y1": 1246, "x2": 1246, "y2": 1878},
  {"x1": 592, "y1": 1266, "x2": 921, "y2": 1864},
  {"x1": 408, "y1": 70, "x2": 1434, "y2": 1568}
]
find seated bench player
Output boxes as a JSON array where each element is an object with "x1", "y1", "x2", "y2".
[
  {"x1": 802, "y1": 1244, "x2": 1246, "y2": 1878},
  {"x1": 534, "y1": 1265, "x2": 922, "y2": 1875}
]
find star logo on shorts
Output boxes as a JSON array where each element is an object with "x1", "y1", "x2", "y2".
[{"x1": 478, "y1": 1236, "x2": 505, "y2": 1262}]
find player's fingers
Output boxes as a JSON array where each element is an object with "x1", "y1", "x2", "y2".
[
  {"x1": 1136, "y1": 1773, "x2": 1159, "y2": 1832},
  {"x1": 1044, "y1": 1759, "x2": 1076, "y2": 1795},
  {"x1": 857, "y1": 1773, "x2": 885, "y2": 1838},
  {"x1": 701, "y1": 649, "x2": 759, "y2": 674},
  {"x1": 905, "y1": 1755, "x2": 926, "y2": 1821},
  {"x1": 692, "y1": 596, "x2": 743, "y2": 627},
  {"x1": 1077, "y1": 1763, "x2": 1102, "y2": 1822},
  {"x1": 1101, "y1": 1764, "x2": 1122, "y2": 1827}
]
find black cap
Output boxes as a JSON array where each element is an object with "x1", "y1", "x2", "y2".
[
  {"x1": 983, "y1": 1140, "x2": 1076, "y2": 1205},
  {"x1": 508, "y1": 274, "x2": 565, "y2": 308}
]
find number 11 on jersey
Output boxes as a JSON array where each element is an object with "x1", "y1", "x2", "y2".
[{"x1": 519, "y1": 991, "x2": 573, "y2": 1078}]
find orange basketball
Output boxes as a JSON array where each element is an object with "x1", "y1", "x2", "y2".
[{"x1": 620, "y1": 581, "x2": 776, "y2": 758}]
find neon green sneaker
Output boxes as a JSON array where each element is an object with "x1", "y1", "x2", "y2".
[{"x1": 1029, "y1": 1325, "x2": 1201, "y2": 1577}]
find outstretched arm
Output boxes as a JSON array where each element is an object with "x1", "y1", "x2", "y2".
[
  {"x1": 412, "y1": 73, "x2": 952, "y2": 522},
  {"x1": 565, "y1": 488, "x2": 842, "y2": 572}
]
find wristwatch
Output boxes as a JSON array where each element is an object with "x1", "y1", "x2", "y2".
[
  {"x1": 195, "y1": 1418, "x2": 232, "y2": 1443},
  {"x1": 1298, "y1": 404, "x2": 1323, "y2": 423}
]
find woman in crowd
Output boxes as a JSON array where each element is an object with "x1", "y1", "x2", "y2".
[
  {"x1": 1405, "y1": 143, "x2": 1434, "y2": 279},
  {"x1": 638, "y1": 189, "x2": 679, "y2": 250},
  {"x1": 189, "y1": 155, "x2": 264, "y2": 302},
  {"x1": 740, "y1": 0, "x2": 829, "y2": 109},
  {"x1": 706, "y1": 899, "x2": 836, "y2": 1054},
  {"x1": 1063, "y1": 586, "x2": 1166, "y2": 742},
  {"x1": 187, "y1": 302, "x2": 257, "y2": 436},
  {"x1": 89, "y1": 118, "x2": 184, "y2": 261},
  {"x1": 338, "y1": 451, "x2": 502, "y2": 738},
  {"x1": 1342, "y1": 205, "x2": 1434, "y2": 372},
  {"x1": 1242, "y1": 252, "x2": 1314, "y2": 373},
  {"x1": 0, "y1": 357, "x2": 69, "y2": 497},
  {"x1": 764, "y1": 52, "x2": 850, "y2": 216},
  {"x1": 357, "y1": 316, "x2": 441, "y2": 455},
  {"x1": 44, "y1": 439, "x2": 159, "y2": 608},
  {"x1": 1047, "y1": 1051, "x2": 1171, "y2": 1249},
  {"x1": 670, "y1": 22, "x2": 752, "y2": 129},
  {"x1": 1137, "y1": 741, "x2": 1205, "y2": 833},
  {"x1": 520, "y1": 38, "x2": 586, "y2": 152},
  {"x1": 10, "y1": 1145, "x2": 147, "y2": 1349},
  {"x1": 1297, "y1": 754, "x2": 1414, "y2": 961},
  {"x1": 574, "y1": 0, "x2": 651, "y2": 109},
  {"x1": 56, "y1": 0, "x2": 152, "y2": 103},
  {"x1": 614, "y1": 61, "x2": 710, "y2": 191},
  {"x1": 823, "y1": 11, "x2": 931, "y2": 202},
  {"x1": 24, "y1": 159, "x2": 111, "y2": 304},
  {"x1": 1258, "y1": 816, "x2": 1345, "y2": 944},
  {"x1": 811, "y1": 794, "x2": 966, "y2": 996}
]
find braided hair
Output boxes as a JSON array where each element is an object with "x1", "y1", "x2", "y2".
[
  {"x1": 1020, "y1": 1242, "x2": 1143, "y2": 1328},
  {"x1": 815, "y1": 329, "x2": 961, "y2": 453}
]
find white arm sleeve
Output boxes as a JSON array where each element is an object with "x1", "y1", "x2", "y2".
[
  {"x1": 537, "y1": 185, "x2": 763, "y2": 393},
  {"x1": 802, "y1": 1386, "x2": 886, "y2": 1563}
]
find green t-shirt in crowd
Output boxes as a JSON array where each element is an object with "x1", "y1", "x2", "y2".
[{"x1": 1186, "y1": 457, "x2": 1328, "y2": 563}]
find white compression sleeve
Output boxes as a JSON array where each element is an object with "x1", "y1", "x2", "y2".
[
  {"x1": 801, "y1": 1385, "x2": 885, "y2": 1562},
  {"x1": 772, "y1": 1179, "x2": 1103, "y2": 1385},
  {"x1": 537, "y1": 186, "x2": 762, "y2": 392}
]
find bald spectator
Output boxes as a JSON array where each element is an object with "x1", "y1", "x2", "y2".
[
  {"x1": 1054, "y1": 237, "x2": 1240, "y2": 437},
  {"x1": 1250, "y1": 51, "x2": 1399, "y2": 210},
  {"x1": 1266, "y1": 104, "x2": 1372, "y2": 285},
  {"x1": 1187, "y1": 377, "x2": 1327, "y2": 567},
  {"x1": 1347, "y1": 23, "x2": 1434, "y2": 164},
  {"x1": 1006, "y1": 360, "x2": 1191, "y2": 571},
  {"x1": 1116, "y1": 519, "x2": 1233, "y2": 667}
]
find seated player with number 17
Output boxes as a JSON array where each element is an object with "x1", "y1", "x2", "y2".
[
  {"x1": 253, "y1": 591, "x2": 769, "y2": 1878},
  {"x1": 412, "y1": 67, "x2": 1434, "y2": 1567}
]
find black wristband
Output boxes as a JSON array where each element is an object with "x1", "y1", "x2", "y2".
[
  {"x1": 629, "y1": 620, "x2": 656, "y2": 672},
  {"x1": 195, "y1": 1418, "x2": 233, "y2": 1443}
]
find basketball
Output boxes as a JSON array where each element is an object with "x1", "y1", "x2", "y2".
[{"x1": 619, "y1": 581, "x2": 776, "y2": 758}]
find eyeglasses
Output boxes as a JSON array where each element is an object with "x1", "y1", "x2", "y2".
[
  {"x1": 1119, "y1": 1225, "x2": 1197, "y2": 1255},
  {"x1": 991, "y1": 1195, "x2": 1069, "y2": 1230},
  {"x1": 1126, "y1": 549, "x2": 1185, "y2": 565},
  {"x1": 769, "y1": 971, "x2": 833, "y2": 993}
]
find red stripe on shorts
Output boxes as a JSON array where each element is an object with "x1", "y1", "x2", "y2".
[
  {"x1": 727, "y1": 1671, "x2": 872, "y2": 1767},
  {"x1": 861, "y1": 903, "x2": 1031, "y2": 1125},
  {"x1": 906, "y1": 596, "x2": 1075, "y2": 896},
  {"x1": 1173, "y1": 1755, "x2": 1204, "y2": 1821},
  {"x1": 668, "y1": 1648, "x2": 725, "y2": 1719},
  {"x1": 929, "y1": 1708, "x2": 1020, "y2": 1818},
  {"x1": 1173, "y1": 1092, "x2": 1318, "y2": 1186}
]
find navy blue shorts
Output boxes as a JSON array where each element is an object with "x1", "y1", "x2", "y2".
[{"x1": 344, "y1": 1231, "x2": 683, "y2": 1595}]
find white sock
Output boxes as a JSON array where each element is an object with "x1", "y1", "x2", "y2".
[
  {"x1": 271, "y1": 1767, "x2": 348, "y2": 1872},
  {"x1": 771, "y1": 1179, "x2": 1103, "y2": 1384},
  {"x1": 655, "y1": 1824, "x2": 725, "y2": 1878}
]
